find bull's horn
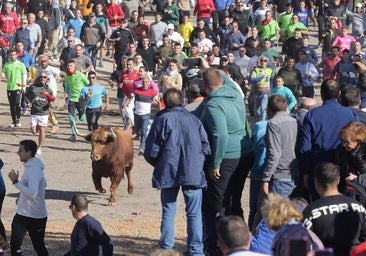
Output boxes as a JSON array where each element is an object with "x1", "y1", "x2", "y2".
[{"x1": 110, "y1": 127, "x2": 117, "y2": 138}]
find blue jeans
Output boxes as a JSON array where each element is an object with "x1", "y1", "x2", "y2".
[
  {"x1": 254, "y1": 93, "x2": 269, "y2": 121},
  {"x1": 269, "y1": 179, "x2": 295, "y2": 197},
  {"x1": 134, "y1": 113, "x2": 150, "y2": 151},
  {"x1": 160, "y1": 186, "x2": 203, "y2": 256},
  {"x1": 84, "y1": 45, "x2": 98, "y2": 68}
]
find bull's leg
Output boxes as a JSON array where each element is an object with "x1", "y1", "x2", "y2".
[
  {"x1": 92, "y1": 170, "x2": 106, "y2": 194},
  {"x1": 108, "y1": 173, "x2": 123, "y2": 204},
  {"x1": 126, "y1": 161, "x2": 134, "y2": 194}
]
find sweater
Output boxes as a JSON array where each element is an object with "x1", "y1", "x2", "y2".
[
  {"x1": 200, "y1": 75, "x2": 253, "y2": 169},
  {"x1": 15, "y1": 157, "x2": 47, "y2": 219},
  {"x1": 64, "y1": 214, "x2": 113, "y2": 256}
]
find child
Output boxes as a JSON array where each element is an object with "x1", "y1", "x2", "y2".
[{"x1": 271, "y1": 75, "x2": 297, "y2": 112}]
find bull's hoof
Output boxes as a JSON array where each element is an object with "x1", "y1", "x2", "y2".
[
  {"x1": 108, "y1": 197, "x2": 116, "y2": 205},
  {"x1": 128, "y1": 186, "x2": 134, "y2": 194},
  {"x1": 98, "y1": 188, "x2": 107, "y2": 194}
]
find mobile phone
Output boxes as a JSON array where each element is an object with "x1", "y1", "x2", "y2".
[
  {"x1": 315, "y1": 248, "x2": 334, "y2": 256},
  {"x1": 184, "y1": 58, "x2": 201, "y2": 67},
  {"x1": 287, "y1": 238, "x2": 309, "y2": 256}
]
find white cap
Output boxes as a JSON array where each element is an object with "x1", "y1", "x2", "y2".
[
  {"x1": 167, "y1": 24, "x2": 174, "y2": 30},
  {"x1": 356, "y1": 2, "x2": 363, "y2": 8}
]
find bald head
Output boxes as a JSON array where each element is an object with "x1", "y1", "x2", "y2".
[{"x1": 299, "y1": 97, "x2": 318, "y2": 110}]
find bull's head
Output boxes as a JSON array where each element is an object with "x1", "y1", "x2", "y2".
[{"x1": 85, "y1": 127, "x2": 117, "y2": 161}]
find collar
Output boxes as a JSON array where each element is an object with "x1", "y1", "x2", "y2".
[{"x1": 225, "y1": 247, "x2": 249, "y2": 256}]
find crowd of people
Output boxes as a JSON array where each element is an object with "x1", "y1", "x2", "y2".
[{"x1": 2, "y1": 0, "x2": 366, "y2": 255}]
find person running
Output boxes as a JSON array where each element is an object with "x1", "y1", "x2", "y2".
[
  {"x1": 63, "y1": 59, "x2": 89, "y2": 142},
  {"x1": 24, "y1": 71, "x2": 55, "y2": 155}
]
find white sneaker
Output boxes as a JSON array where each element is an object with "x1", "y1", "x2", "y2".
[
  {"x1": 22, "y1": 107, "x2": 28, "y2": 115},
  {"x1": 15, "y1": 121, "x2": 21, "y2": 127},
  {"x1": 36, "y1": 148, "x2": 42, "y2": 155},
  {"x1": 9, "y1": 123, "x2": 15, "y2": 128}
]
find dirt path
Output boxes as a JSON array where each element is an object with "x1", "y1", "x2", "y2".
[{"x1": 0, "y1": 56, "x2": 249, "y2": 255}]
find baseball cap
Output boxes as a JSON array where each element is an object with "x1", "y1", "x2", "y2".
[
  {"x1": 221, "y1": 55, "x2": 229, "y2": 61},
  {"x1": 67, "y1": 36, "x2": 75, "y2": 41},
  {"x1": 89, "y1": 12, "x2": 96, "y2": 17},
  {"x1": 167, "y1": 24, "x2": 174, "y2": 30},
  {"x1": 189, "y1": 78, "x2": 204, "y2": 93},
  {"x1": 356, "y1": 3, "x2": 363, "y2": 7}
]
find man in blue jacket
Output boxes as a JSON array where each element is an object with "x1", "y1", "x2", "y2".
[
  {"x1": 144, "y1": 88, "x2": 211, "y2": 256},
  {"x1": 299, "y1": 79, "x2": 359, "y2": 201}
]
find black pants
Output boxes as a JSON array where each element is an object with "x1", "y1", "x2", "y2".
[
  {"x1": 86, "y1": 107, "x2": 101, "y2": 131},
  {"x1": 212, "y1": 9, "x2": 226, "y2": 32},
  {"x1": 203, "y1": 154, "x2": 254, "y2": 253},
  {"x1": 10, "y1": 214, "x2": 48, "y2": 256},
  {"x1": 7, "y1": 90, "x2": 22, "y2": 123},
  {"x1": 68, "y1": 101, "x2": 86, "y2": 119},
  {"x1": 0, "y1": 193, "x2": 5, "y2": 241}
]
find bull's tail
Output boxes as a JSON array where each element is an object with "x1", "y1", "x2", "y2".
[{"x1": 68, "y1": 113, "x2": 88, "y2": 137}]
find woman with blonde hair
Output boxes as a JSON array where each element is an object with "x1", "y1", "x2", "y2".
[
  {"x1": 251, "y1": 193, "x2": 323, "y2": 255},
  {"x1": 336, "y1": 121, "x2": 366, "y2": 194}
]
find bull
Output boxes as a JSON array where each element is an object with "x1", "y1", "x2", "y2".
[{"x1": 85, "y1": 127, "x2": 134, "y2": 204}]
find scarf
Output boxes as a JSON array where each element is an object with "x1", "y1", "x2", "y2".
[
  {"x1": 66, "y1": 69, "x2": 77, "y2": 76},
  {"x1": 262, "y1": 18, "x2": 271, "y2": 26},
  {"x1": 166, "y1": 68, "x2": 178, "y2": 76}
]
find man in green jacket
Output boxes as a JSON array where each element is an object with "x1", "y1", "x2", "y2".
[{"x1": 200, "y1": 68, "x2": 253, "y2": 254}]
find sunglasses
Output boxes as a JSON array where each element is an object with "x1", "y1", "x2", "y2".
[
  {"x1": 260, "y1": 59, "x2": 267, "y2": 62},
  {"x1": 40, "y1": 76, "x2": 47, "y2": 78},
  {"x1": 88, "y1": 76, "x2": 96, "y2": 79}
]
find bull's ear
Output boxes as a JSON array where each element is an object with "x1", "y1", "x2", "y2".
[
  {"x1": 85, "y1": 133, "x2": 92, "y2": 141},
  {"x1": 106, "y1": 135, "x2": 116, "y2": 143}
]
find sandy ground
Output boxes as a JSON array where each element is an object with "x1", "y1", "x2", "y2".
[
  {"x1": 0, "y1": 17, "x2": 324, "y2": 254},
  {"x1": 0, "y1": 53, "x2": 253, "y2": 255}
]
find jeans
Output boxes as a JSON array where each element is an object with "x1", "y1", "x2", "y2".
[
  {"x1": 253, "y1": 93, "x2": 269, "y2": 121},
  {"x1": 86, "y1": 107, "x2": 101, "y2": 131},
  {"x1": 7, "y1": 90, "x2": 22, "y2": 123},
  {"x1": 134, "y1": 113, "x2": 150, "y2": 151},
  {"x1": 10, "y1": 214, "x2": 48, "y2": 256},
  {"x1": 269, "y1": 179, "x2": 295, "y2": 197},
  {"x1": 160, "y1": 186, "x2": 203, "y2": 256},
  {"x1": 84, "y1": 45, "x2": 99, "y2": 69}
]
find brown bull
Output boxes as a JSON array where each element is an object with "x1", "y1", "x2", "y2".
[{"x1": 85, "y1": 127, "x2": 134, "y2": 204}]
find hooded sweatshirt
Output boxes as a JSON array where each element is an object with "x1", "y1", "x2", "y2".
[
  {"x1": 200, "y1": 75, "x2": 253, "y2": 169},
  {"x1": 15, "y1": 157, "x2": 47, "y2": 218}
]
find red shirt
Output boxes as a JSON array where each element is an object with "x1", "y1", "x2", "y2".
[
  {"x1": 118, "y1": 70, "x2": 140, "y2": 96},
  {"x1": 0, "y1": 12, "x2": 19, "y2": 34},
  {"x1": 321, "y1": 56, "x2": 341, "y2": 80},
  {"x1": 103, "y1": 4, "x2": 125, "y2": 28}
]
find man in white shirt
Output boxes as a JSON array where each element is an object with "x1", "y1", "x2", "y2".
[
  {"x1": 8, "y1": 140, "x2": 48, "y2": 256},
  {"x1": 193, "y1": 30, "x2": 213, "y2": 54}
]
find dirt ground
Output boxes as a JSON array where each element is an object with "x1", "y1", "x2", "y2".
[{"x1": 0, "y1": 56, "x2": 252, "y2": 255}]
